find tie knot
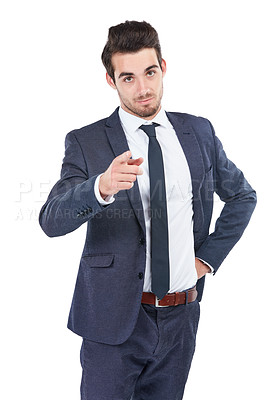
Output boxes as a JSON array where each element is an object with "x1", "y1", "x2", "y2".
[{"x1": 139, "y1": 123, "x2": 159, "y2": 137}]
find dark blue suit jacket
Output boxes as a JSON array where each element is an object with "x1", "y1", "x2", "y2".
[{"x1": 39, "y1": 108, "x2": 256, "y2": 345}]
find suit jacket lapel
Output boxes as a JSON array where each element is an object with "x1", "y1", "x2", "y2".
[
  {"x1": 166, "y1": 112, "x2": 205, "y2": 232},
  {"x1": 105, "y1": 108, "x2": 146, "y2": 234}
]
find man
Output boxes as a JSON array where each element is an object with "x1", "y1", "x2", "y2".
[{"x1": 39, "y1": 21, "x2": 256, "y2": 400}]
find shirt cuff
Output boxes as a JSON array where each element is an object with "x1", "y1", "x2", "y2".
[
  {"x1": 196, "y1": 258, "x2": 214, "y2": 274},
  {"x1": 94, "y1": 174, "x2": 115, "y2": 205}
]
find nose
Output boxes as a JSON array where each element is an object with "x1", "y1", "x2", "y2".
[{"x1": 136, "y1": 77, "x2": 149, "y2": 97}]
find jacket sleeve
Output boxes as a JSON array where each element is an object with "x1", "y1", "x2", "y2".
[
  {"x1": 195, "y1": 121, "x2": 257, "y2": 272},
  {"x1": 39, "y1": 130, "x2": 110, "y2": 237}
]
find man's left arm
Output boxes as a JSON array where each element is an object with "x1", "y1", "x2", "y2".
[{"x1": 195, "y1": 121, "x2": 257, "y2": 274}]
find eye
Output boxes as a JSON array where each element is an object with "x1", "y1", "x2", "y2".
[
  {"x1": 147, "y1": 70, "x2": 155, "y2": 77},
  {"x1": 124, "y1": 76, "x2": 133, "y2": 83}
]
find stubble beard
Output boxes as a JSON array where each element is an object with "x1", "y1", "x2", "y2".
[{"x1": 118, "y1": 86, "x2": 163, "y2": 119}]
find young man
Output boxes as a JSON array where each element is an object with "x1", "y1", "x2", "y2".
[{"x1": 39, "y1": 21, "x2": 256, "y2": 400}]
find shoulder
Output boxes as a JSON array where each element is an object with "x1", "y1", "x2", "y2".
[
  {"x1": 66, "y1": 116, "x2": 108, "y2": 142},
  {"x1": 167, "y1": 111, "x2": 217, "y2": 155},
  {"x1": 167, "y1": 111, "x2": 212, "y2": 131},
  {"x1": 167, "y1": 111, "x2": 215, "y2": 140},
  {"x1": 65, "y1": 108, "x2": 120, "y2": 144}
]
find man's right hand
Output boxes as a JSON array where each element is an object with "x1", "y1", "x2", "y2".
[{"x1": 99, "y1": 151, "x2": 144, "y2": 200}]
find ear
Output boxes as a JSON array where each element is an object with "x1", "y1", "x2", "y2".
[
  {"x1": 106, "y1": 72, "x2": 116, "y2": 89},
  {"x1": 161, "y1": 59, "x2": 167, "y2": 77}
]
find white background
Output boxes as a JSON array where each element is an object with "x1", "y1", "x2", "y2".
[{"x1": 1, "y1": 0, "x2": 265, "y2": 399}]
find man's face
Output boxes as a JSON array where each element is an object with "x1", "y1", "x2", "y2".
[{"x1": 106, "y1": 48, "x2": 166, "y2": 120}]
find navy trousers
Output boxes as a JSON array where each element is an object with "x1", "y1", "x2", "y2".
[{"x1": 80, "y1": 299, "x2": 200, "y2": 400}]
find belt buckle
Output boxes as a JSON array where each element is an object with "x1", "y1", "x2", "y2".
[{"x1": 155, "y1": 296, "x2": 169, "y2": 307}]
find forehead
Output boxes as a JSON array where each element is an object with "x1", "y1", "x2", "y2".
[{"x1": 111, "y1": 48, "x2": 159, "y2": 75}]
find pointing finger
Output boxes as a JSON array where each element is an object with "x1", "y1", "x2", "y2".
[
  {"x1": 116, "y1": 151, "x2": 132, "y2": 164},
  {"x1": 127, "y1": 157, "x2": 144, "y2": 166}
]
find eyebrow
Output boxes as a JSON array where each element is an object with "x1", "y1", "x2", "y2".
[{"x1": 118, "y1": 65, "x2": 159, "y2": 79}]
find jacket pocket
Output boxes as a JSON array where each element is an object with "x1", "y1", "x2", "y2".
[{"x1": 82, "y1": 254, "x2": 115, "y2": 268}]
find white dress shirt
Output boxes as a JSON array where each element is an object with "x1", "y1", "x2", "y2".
[{"x1": 95, "y1": 107, "x2": 201, "y2": 292}]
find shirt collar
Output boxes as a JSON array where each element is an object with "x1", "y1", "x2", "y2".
[{"x1": 118, "y1": 106, "x2": 172, "y2": 135}]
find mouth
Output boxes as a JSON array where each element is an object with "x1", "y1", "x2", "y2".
[{"x1": 136, "y1": 97, "x2": 154, "y2": 105}]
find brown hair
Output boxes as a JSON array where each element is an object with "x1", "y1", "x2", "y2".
[{"x1": 101, "y1": 20, "x2": 162, "y2": 82}]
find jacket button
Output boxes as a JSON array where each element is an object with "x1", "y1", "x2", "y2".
[
  {"x1": 138, "y1": 272, "x2": 144, "y2": 279},
  {"x1": 139, "y1": 238, "x2": 145, "y2": 245}
]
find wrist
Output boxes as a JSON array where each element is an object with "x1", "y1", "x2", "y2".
[{"x1": 99, "y1": 175, "x2": 109, "y2": 200}]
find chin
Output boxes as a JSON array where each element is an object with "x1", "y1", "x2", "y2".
[
  {"x1": 122, "y1": 100, "x2": 160, "y2": 119},
  {"x1": 138, "y1": 107, "x2": 159, "y2": 118}
]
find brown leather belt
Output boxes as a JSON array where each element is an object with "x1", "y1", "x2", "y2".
[{"x1": 141, "y1": 286, "x2": 197, "y2": 307}]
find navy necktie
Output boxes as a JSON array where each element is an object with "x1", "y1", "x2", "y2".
[{"x1": 139, "y1": 123, "x2": 170, "y2": 300}]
